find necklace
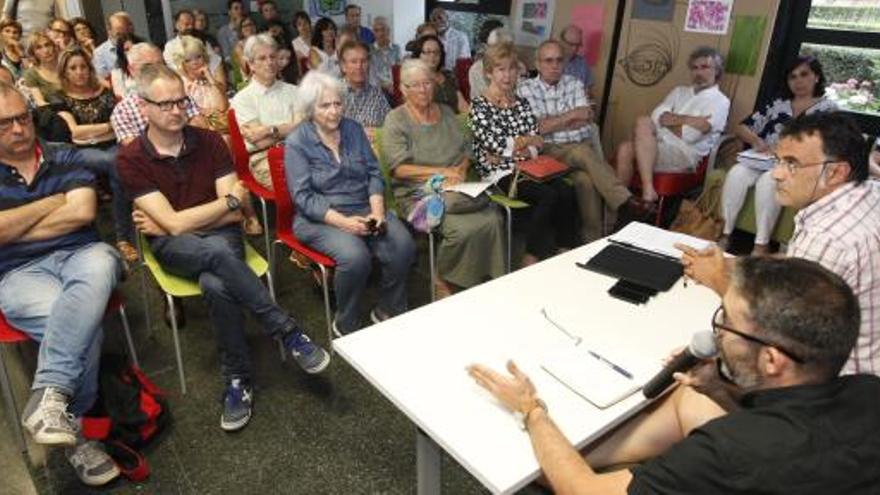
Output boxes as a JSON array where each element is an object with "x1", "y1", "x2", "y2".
[{"x1": 405, "y1": 103, "x2": 437, "y2": 128}]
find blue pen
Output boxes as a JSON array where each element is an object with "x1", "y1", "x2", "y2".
[{"x1": 587, "y1": 350, "x2": 634, "y2": 380}]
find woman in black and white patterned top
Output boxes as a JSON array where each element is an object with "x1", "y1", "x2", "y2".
[{"x1": 470, "y1": 42, "x2": 579, "y2": 265}]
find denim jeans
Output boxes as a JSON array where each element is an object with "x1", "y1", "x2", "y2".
[
  {"x1": 0, "y1": 242, "x2": 122, "y2": 416},
  {"x1": 79, "y1": 145, "x2": 135, "y2": 243},
  {"x1": 149, "y1": 225, "x2": 293, "y2": 380},
  {"x1": 294, "y1": 213, "x2": 415, "y2": 333}
]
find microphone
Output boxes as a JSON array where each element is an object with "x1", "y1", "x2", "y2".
[{"x1": 642, "y1": 331, "x2": 717, "y2": 399}]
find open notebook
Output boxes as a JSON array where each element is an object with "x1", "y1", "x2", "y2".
[
  {"x1": 542, "y1": 345, "x2": 642, "y2": 409},
  {"x1": 609, "y1": 221, "x2": 711, "y2": 259}
]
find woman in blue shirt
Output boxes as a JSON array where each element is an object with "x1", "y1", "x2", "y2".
[{"x1": 286, "y1": 70, "x2": 415, "y2": 335}]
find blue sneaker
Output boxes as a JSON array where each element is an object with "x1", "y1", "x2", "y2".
[
  {"x1": 220, "y1": 379, "x2": 253, "y2": 432},
  {"x1": 283, "y1": 330, "x2": 331, "y2": 374}
]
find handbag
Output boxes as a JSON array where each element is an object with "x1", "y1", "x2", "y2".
[{"x1": 669, "y1": 172, "x2": 724, "y2": 241}]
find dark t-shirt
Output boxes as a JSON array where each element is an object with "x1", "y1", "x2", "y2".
[
  {"x1": 116, "y1": 126, "x2": 234, "y2": 211},
  {"x1": 628, "y1": 374, "x2": 880, "y2": 495}
]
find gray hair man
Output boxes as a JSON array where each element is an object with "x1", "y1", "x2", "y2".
[{"x1": 429, "y1": 7, "x2": 471, "y2": 72}]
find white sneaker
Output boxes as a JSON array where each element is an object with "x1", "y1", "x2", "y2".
[
  {"x1": 21, "y1": 387, "x2": 77, "y2": 446},
  {"x1": 65, "y1": 440, "x2": 120, "y2": 487}
]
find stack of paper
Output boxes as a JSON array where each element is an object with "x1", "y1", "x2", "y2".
[
  {"x1": 737, "y1": 149, "x2": 775, "y2": 171},
  {"x1": 609, "y1": 222, "x2": 711, "y2": 259},
  {"x1": 542, "y1": 345, "x2": 642, "y2": 409}
]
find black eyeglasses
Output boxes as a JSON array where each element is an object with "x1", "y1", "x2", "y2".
[
  {"x1": 0, "y1": 111, "x2": 32, "y2": 131},
  {"x1": 142, "y1": 96, "x2": 189, "y2": 112},
  {"x1": 711, "y1": 306, "x2": 805, "y2": 363}
]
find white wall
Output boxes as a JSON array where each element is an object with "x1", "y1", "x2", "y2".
[{"x1": 353, "y1": 0, "x2": 422, "y2": 47}]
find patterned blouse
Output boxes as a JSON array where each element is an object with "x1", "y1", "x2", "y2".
[
  {"x1": 60, "y1": 88, "x2": 116, "y2": 125},
  {"x1": 741, "y1": 97, "x2": 837, "y2": 148},
  {"x1": 469, "y1": 95, "x2": 539, "y2": 179}
]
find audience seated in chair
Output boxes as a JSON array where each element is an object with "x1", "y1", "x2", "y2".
[
  {"x1": 384, "y1": 58, "x2": 505, "y2": 299},
  {"x1": 309, "y1": 17, "x2": 337, "y2": 72},
  {"x1": 172, "y1": 35, "x2": 230, "y2": 136},
  {"x1": 370, "y1": 16, "x2": 400, "y2": 96},
  {"x1": 92, "y1": 12, "x2": 134, "y2": 80},
  {"x1": 20, "y1": 31, "x2": 62, "y2": 104},
  {"x1": 116, "y1": 65, "x2": 330, "y2": 433},
  {"x1": 469, "y1": 256, "x2": 880, "y2": 494},
  {"x1": 720, "y1": 56, "x2": 837, "y2": 255},
  {"x1": 286, "y1": 70, "x2": 415, "y2": 335},
  {"x1": 230, "y1": 34, "x2": 300, "y2": 190},
  {"x1": 558, "y1": 24, "x2": 595, "y2": 100},
  {"x1": 517, "y1": 40, "x2": 653, "y2": 242},
  {"x1": 615, "y1": 46, "x2": 730, "y2": 203},
  {"x1": 410, "y1": 34, "x2": 469, "y2": 114},
  {"x1": 163, "y1": 9, "x2": 222, "y2": 78},
  {"x1": 0, "y1": 82, "x2": 123, "y2": 487},
  {"x1": 682, "y1": 112, "x2": 880, "y2": 376},
  {"x1": 429, "y1": 7, "x2": 470, "y2": 73},
  {"x1": 340, "y1": 40, "x2": 389, "y2": 142},
  {"x1": 470, "y1": 42, "x2": 579, "y2": 266}
]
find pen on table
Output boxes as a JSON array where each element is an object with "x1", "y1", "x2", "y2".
[{"x1": 587, "y1": 350, "x2": 634, "y2": 380}]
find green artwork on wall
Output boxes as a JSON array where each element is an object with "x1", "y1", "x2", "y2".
[{"x1": 726, "y1": 15, "x2": 767, "y2": 76}]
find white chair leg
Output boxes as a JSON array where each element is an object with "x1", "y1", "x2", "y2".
[
  {"x1": 117, "y1": 305, "x2": 140, "y2": 368},
  {"x1": 166, "y1": 294, "x2": 187, "y2": 395},
  {"x1": 428, "y1": 231, "x2": 437, "y2": 302},
  {"x1": 503, "y1": 205, "x2": 513, "y2": 273},
  {"x1": 0, "y1": 347, "x2": 27, "y2": 453},
  {"x1": 259, "y1": 197, "x2": 272, "y2": 268},
  {"x1": 319, "y1": 265, "x2": 334, "y2": 345}
]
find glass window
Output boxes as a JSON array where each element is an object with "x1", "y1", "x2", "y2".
[
  {"x1": 801, "y1": 43, "x2": 880, "y2": 115},
  {"x1": 808, "y1": 0, "x2": 880, "y2": 33}
]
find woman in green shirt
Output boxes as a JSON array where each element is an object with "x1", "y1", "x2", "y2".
[{"x1": 21, "y1": 31, "x2": 62, "y2": 104}]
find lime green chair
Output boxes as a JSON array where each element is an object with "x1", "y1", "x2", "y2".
[{"x1": 139, "y1": 235, "x2": 274, "y2": 394}]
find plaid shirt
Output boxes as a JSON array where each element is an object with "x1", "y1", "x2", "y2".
[
  {"x1": 111, "y1": 94, "x2": 200, "y2": 142},
  {"x1": 788, "y1": 182, "x2": 880, "y2": 375},
  {"x1": 343, "y1": 82, "x2": 390, "y2": 128},
  {"x1": 517, "y1": 74, "x2": 591, "y2": 144}
]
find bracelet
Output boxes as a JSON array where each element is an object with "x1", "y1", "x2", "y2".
[{"x1": 515, "y1": 398, "x2": 548, "y2": 431}]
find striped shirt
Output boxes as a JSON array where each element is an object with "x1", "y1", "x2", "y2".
[
  {"x1": 788, "y1": 181, "x2": 880, "y2": 375},
  {"x1": 0, "y1": 142, "x2": 99, "y2": 278},
  {"x1": 517, "y1": 74, "x2": 592, "y2": 144}
]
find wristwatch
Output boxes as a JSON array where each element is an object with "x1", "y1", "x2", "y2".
[
  {"x1": 225, "y1": 194, "x2": 241, "y2": 212},
  {"x1": 514, "y1": 398, "x2": 548, "y2": 431}
]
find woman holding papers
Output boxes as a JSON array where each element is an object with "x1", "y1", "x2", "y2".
[
  {"x1": 383, "y1": 58, "x2": 505, "y2": 298},
  {"x1": 720, "y1": 56, "x2": 836, "y2": 254},
  {"x1": 470, "y1": 42, "x2": 580, "y2": 266}
]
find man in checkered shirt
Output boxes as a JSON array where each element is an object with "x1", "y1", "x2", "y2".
[
  {"x1": 681, "y1": 112, "x2": 880, "y2": 376},
  {"x1": 518, "y1": 40, "x2": 651, "y2": 241}
]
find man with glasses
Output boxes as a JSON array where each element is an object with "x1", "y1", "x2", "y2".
[
  {"x1": 468, "y1": 256, "x2": 880, "y2": 493},
  {"x1": 681, "y1": 111, "x2": 880, "y2": 376},
  {"x1": 559, "y1": 25, "x2": 593, "y2": 99},
  {"x1": 0, "y1": 82, "x2": 122, "y2": 486},
  {"x1": 117, "y1": 64, "x2": 330, "y2": 432},
  {"x1": 615, "y1": 46, "x2": 730, "y2": 204},
  {"x1": 231, "y1": 33, "x2": 300, "y2": 189},
  {"x1": 518, "y1": 40, "x2": 654, "y2": 240}
]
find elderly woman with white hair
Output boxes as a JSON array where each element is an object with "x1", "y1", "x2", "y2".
[
  {"x1": 383, "y1": 58, "x2": 505, "y2": 298},
  {"x1": 286, "y1": 70, "x2": 415, "y2": 335},
  {"x1": 174, "y1": 35, "x2": 230, "y2": 134}
]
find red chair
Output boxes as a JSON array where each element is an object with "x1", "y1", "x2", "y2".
[
  {"x1": 227, "y1": 108, "x2": 276, "y2": 289},
  {"x1": 454, "y1": 58, "x2": 473, "y2": 101},
  {"x1": 0, "y1": 292, "x2": 138, "y2": 453},
  {"x1": 267, "y1": 146, "x2": 337, "y2": 344}
]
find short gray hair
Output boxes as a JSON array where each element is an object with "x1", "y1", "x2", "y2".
[
  {"x1": 688, "y1": 46, "x2": 724, "y2": 80},
  {"x1": 137, "y1": 64, "x2": 183, "y2": 99},
  {"x1": 243, "y1": 33, "x2": 277, "y2": 63},
  {"x1": 400, "y1": 58, "x2": 433, "y2": 87},
  {"x1": 127, "y1": 42, "x2": 161, "y2": 66},
  {"x1": 373, "y1": 16, "x2": 389, "y2": 28},
  {"x1": 295, "y1": 70, "x2": 345, "y2": 120}
]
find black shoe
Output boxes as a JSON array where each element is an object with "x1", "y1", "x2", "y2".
[
  {"x1": 163, "y1": 297, "x2": 186, "y2": 329},
  {"x1": 614, "y1": 196, "x2": 657, "y2": 231}
]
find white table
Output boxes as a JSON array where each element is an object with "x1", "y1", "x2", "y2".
[{"x1": 333, "y1": 240, "x2": 720, "y2": 494}]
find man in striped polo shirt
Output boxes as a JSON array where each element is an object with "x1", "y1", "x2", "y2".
[{"x1": 0, "y1": 82, "x2": 121, "y2": 486}]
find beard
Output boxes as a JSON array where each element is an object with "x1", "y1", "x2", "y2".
[{"x1": 717, "y1": 350, "x2": 762, "y2": 390}]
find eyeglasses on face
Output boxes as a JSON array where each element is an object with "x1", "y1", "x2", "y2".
[
  {"x1": 142, "y1": 96, "x2": 189, "y2": 112},
  {"x1": 711, "y1": 306, "x2": 805, "y2": 363},
  {"x1": 770, "y1": 155, "x2": 839, "y2": 175},
  {"x1": 0, "y1": 111, "x2": 32, "y2": 131}
]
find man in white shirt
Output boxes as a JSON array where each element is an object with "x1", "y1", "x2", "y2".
[
  {"x1": 92, "y1": 12, "x2": 135, "y2": 79},
  {"x1": 616, "y1": 47, "x2": 730, "y2": 202},
  {"x1": 231, "y1": 34, "x2": 299, "y2": 189},
  {"x1": 430, "y1": 7, "x2": 471, "y2": 72}
]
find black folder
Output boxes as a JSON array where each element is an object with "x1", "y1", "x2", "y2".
[{"x1": 579, "y1": 243, "x2": 683, "y2": 292}]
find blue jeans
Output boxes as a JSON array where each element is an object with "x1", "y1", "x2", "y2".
[
  {"x1": 294, "y1": 213, "x2": 415, "y2": 333},
  {"x1": 0, "y1": 242, "x2": 122, "y2": 416},
  {"x1": 79, "y1": 145, "x2": 134, "y2": 243},
  {"x1": 149, "y1": 225, "x2": 293, "y2": 381}
]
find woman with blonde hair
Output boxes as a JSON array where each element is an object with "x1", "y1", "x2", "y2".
[
  {"x1": 174, "y1": 35, "x2": 230, "y2": 134},
  {"x1": 21, "y1": 31, "x2": 61, "y2": 103}
]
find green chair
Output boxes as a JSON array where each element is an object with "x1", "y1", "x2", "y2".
[{"x1": 138, "y1": 235, "x2": 275, "y2": 395}]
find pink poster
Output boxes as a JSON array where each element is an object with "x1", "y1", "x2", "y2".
[{"x1": 571, "y1": 4, "x2": 605, "y2": 66}]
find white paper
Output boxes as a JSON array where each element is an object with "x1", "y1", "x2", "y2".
[
  {"x1": 445, "y1": 181, "x2": 493, "y2": 198},
  {"x1": 737, "y1": 149, "x2": 775, "y2": 171},
  {"x1": 542, "y1": 345, "x2": 641, "y2": 409},
  {"x1": 610, "y1": 222, "x2": 711, "y2": 259}
]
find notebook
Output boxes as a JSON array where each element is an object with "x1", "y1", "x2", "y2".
[{"x1": 542, "y1": 345, "x2": 642, "y2": 409}]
